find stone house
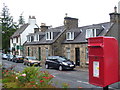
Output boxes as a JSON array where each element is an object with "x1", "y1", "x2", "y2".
[
  {"x1": 24, "y1": 7, "x2": 120, "y2": 67},
  {"x1": 24, "y1": 23, "x2": 65, "y2": 64},
  {"x1": 10, "y1": 16, "x2": 39, "y2": 55}
]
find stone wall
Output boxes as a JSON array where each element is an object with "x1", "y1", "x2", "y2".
[
  {"x1": 24, "y1": 45, "x2": 52, "y2": 65},
  {"x1": 62, "y1": 43, "x2": 88, "y2": 68}
]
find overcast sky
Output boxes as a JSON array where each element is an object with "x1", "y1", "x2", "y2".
[{"x1": 0, "y1": 0, "x2": 120, "y2": 27}]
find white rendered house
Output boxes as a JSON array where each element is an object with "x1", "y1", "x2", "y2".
[{"x1": 10, "y1": 16, "x2": 39, "y2": 55}]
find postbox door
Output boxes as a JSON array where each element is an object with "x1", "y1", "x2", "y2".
[{"x1": 88, "y1": 46, "x2": 104, "y2": 86}]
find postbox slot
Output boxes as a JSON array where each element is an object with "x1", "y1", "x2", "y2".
[
  {"x1": 89, "y1": 55, "x2": 104, "y2": 58},
  {"x1": 89, "y1": 56, "x2": 104, "y2": 60}
]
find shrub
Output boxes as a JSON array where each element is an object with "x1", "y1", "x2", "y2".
[{"x1": 2, "y1": 66, "x2": 55, "y2": 88}]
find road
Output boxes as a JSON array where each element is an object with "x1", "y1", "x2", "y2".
[{"x1": 2, "y1": 59, "x2": 120, "y2": 89}]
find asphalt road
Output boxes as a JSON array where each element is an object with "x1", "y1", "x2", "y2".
[{"x1": 2, "y1": 59, "x2": 120, "y2": 89}]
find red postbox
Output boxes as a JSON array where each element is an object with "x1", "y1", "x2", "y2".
[{"x1": 88, "y1": 36, "x2": 119, "y2": 87}]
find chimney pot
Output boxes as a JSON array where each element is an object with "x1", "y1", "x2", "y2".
[
  {"x1": 41, "y1": 23, "x2": 46, "y2": 26},
  {"x1": 32, "y1": 16, "x2": 36, "y2": 19},
  {"x1": 29, "y1": 16, "x2": 31, "y2": 19},
  {"x1": 114, "y1": 6, "x2": 117, "y2": 13}
]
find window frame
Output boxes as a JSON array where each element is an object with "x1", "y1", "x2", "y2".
[
  {"x1": 66, "y1": 48, "x2": 70, "y2": 60},
  {"x1": 86, "y1": 29, "x2": 96, "y2": 38},
  {"x1": 31, "y1": 36, "x2": 34, "y2": 42},
  {"x1": 46, "y1": 32, "x2": 53, "y2": 40},
  {"x1": 66, "y1": 32, "x2": 74, "y2": 40}
]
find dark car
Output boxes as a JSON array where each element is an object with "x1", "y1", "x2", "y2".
[
  {"x1": 12, "y1": 55, "x2": 24, "y2": 63},
  {"x1": 2, "y1": 53, "x2": 8, "y2": 60},
  {"x1": 23, "y1": 56, "x2": 41, "y2": 66},
  {"x1": 45, "y1": 56, "x2": 75, "y2": 71},
  {"x1": 7, "y1": 54, "x2": 14, "y2": 61}
]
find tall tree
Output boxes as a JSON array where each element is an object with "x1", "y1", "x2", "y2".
[
  {"x1": 18, "y1": 12, "x2": 25, "y2": 27},
  {"x1": 1, "y1": 3, "x2": 18, "y2": 53}
]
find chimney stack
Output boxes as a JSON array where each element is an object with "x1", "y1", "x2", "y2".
[
  {"x1": 64, "y1": 14, "x2": 78, "y2": 29},
  {"x1": 40, "y1": 23, "x2": 49, "y2": 32},
  {"x1": 28, "y1": 15, "x2": 36, "y2": 25},
  {"x1": 109, "y1": 6, "x2": 120, "y2": 23}
]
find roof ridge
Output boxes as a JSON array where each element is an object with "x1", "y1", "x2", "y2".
[{"x1": 79, "y1": 22, "x2": 111, "y2": 28}]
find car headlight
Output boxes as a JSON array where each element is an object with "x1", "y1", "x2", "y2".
[
  {"x1": 73, "y1": 62, "x2": 75, "y2": 64},
  {"x1": 62, "y1": 62, "x2": 68, "y2": 66},
  {"x1": 29, "y1": 61, "x2": 33, "y2": 63}
]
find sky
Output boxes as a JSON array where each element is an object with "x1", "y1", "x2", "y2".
[{"x1": 0, "y1": 0, "x2": 120, "y2": 28}]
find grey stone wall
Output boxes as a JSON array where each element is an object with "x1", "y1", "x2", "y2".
[
  {"x1": 24, "y1": 45, "x2": 52, "y2": 65},
  {"x1": 62, "y1": 43, "x2": 88, "y2": 68}
]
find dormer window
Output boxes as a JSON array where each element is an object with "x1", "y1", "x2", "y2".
[
  {"x1": 36, "y1": 35, "x2": 39, "y2": 41},
  {"x1": 46, "y1": 32, "x2": 53, "y2": 40},
  {"x1": 27, "y1": 36, "x2": 31, "y2": 42},
  {"x1": 66, "y1": 32, "x2": 74, "y2": 40},
  {"x1": 86, "y1": 29, "x2": 96, "y2": 38},
  {"x1": 31, "y1": 36, "x2": 34, "y2": 42}
]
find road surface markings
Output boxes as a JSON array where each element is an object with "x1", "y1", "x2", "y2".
[{"x1": 77, "y1": 80, "x2": 89, "y2": 84}]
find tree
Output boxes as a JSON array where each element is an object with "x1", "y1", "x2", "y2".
[
  {"x1": 1, "y1": 3, "x2": 18, "y2": 53},
  {"x1": 18, "y1": 12, "x2": 25, "y2": 27}
]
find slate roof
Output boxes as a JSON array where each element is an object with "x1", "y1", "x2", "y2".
[
  {"x1": 11, "y1": 23, "x2": 29, "y2": 38},
  {"x1": 24, "y1": 22, "x2": 114, "y2": 45},
  {"x1": 62, "y1": 22, "x2": 114, "y2": 44},
  {"x1": 25, "y1": 26, "x2": 65, "y2": 45}
]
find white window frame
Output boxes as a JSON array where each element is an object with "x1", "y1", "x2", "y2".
[
  {"x1": 34, "y1": 35, "x2": 37, "y2": 41},
  {"x1": 86, "y1": 29, "x2": 96, "y2": 38},
  {"x1": 31, "y1": 36, "x2": 34, "y2": 42},
  {"x1": 27, "y1": 36, "x2": 30, "y2": 42},
  {"x1": 36, "y1": 34, "x2": 39, "y2": 41},
  {"x1": 46, "y1": 48, "x2": 49, "y2": 58},
  {"x1": 66, "y1": 32, "x2": 74, "y2": 40},
  {"x1": 66, "y1": 48, "x2": 70, "y2": 60},
  {"x1": 46, "y1": 32, "x2": 53, "y2": 40}
]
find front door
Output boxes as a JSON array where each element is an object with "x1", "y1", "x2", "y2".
[
  {"x1": 75, "y1": 48, "x2": 80, "y2": 66},
  {"x1": 38, "y1": 47, "x2": 41, "y2": 61}
]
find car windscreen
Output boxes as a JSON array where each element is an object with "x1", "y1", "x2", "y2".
[
  {"x1": 16, "y1": 56, "x2": 23, "y2": 58},
  {"x1": 57, "y1": 57, "x2": 68, "y2": 62},
  {"x1": 28, "y1": 57, "x2": 37, "y2": 60}
]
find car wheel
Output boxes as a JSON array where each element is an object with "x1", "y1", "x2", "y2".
[
  {"x1": 12, "y1": 59, "x2": 14, "y2": 62},
  {"x1": 28, "y1": 63, "x2": 31, "y2": 66},
  {"x1": 15, "y1": 60, "x2": 18, "y2": 63},
  {"x1": 23, "y1": 62, "x2": 26, "y2": 65},
  {"x1": 45, "y1": 64, "x2": 49, "y2": 69},
  {"x1": 59, "y1": 66, "x2": 63, "y2": 71}
]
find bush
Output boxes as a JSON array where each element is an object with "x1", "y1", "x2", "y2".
[{"x1": 2, "y1": 66, "x2": 55, "y2": 88}]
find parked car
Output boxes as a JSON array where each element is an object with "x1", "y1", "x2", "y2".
[
  {"x1": 12, "y1": 55, "x2": 24, "y2": 63},
  {"x1": 7, "y1": 54, "x2": 14, "y2": 61},
  {"x1": 45, "y1": 56, "x2": 75, "y2": 71},
  {"x1": 23, "y1": 56, "x2": 41, "y2": 66},
  {"x1": 2, "y1": 53, "x2": 8, "y2": 60}
]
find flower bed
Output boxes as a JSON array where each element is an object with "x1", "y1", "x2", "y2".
[{"x1": 2, "y1": 66, "x2": 55, "y2": 88}]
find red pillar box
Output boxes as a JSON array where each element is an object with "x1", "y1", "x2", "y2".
[{"x1": 88, "y1": 36, "x2": 119, "y2": 87}]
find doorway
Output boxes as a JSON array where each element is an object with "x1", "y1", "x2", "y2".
[
  {"x1": 75, "y1": 48, "x2": 80, "y2": 66},
  {"x1": 38, "y1": 47, "x2": 41, "y2": 61}
]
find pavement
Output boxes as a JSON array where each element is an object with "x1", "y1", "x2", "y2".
[
  {"x1": 75, "y1": 66, "x2": 88, "y2": 72},
  {"x1": 74, "y1": 67, "x2": 120, "y2": 90}
]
